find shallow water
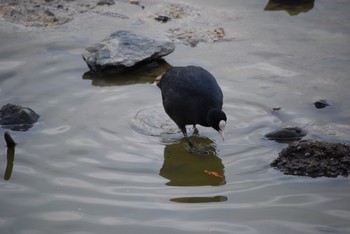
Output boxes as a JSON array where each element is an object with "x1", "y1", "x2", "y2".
[{"x1": 1, "y1": 0, "x2": 350, "y2": 233}]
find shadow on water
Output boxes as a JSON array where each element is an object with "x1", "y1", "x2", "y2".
[
  {"x1": 264, "y1": 0, "x2": 315, "y2": 16},
  {"x1": 170, "y1": 196, "x2": 228, "y2": 203},
  {"x1": 159, "y1": 136, "x2": 226, "y2": 187},
  {"x1": 82, "y1": 60, "x2": 172, "y2": 87}
]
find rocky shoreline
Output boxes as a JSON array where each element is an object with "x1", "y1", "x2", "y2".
[
  {"x1": 0, "y1": 0, "x2": 97, "y2": 27},
  {"x1": 0, "y1": 0, "x2": 231, "y2": 47}
]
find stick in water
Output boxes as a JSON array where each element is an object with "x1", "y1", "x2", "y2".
[{"x1": 4, "y1": 131, "x2": 16, "y2": 148}]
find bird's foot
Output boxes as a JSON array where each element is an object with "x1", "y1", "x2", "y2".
[{"x1": 193, "y1": 126, "x2": 199, "y2": 135}]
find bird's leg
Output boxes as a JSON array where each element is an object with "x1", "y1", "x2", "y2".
[
  {"x1": 180, "y1": 126, "x2": 195, "y2": 149},
  {"x1": 193, "y1": 124, "x2": 199, "y2": 135},
  {"x1": 187, "y1": 138, "x2": 194, "y2": 149}
]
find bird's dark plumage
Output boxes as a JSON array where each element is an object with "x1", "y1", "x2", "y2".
[{"x1": 157, "y1": 66, "x2": 226, "y2": 140}]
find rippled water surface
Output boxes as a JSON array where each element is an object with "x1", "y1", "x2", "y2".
[{"x1": 1, "y1": 0, "x2": 350, "y2": 233}]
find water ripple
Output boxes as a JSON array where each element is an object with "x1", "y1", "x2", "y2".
[
  {"x1": 236, "y1": 62, "x2": 300, "y2": 77},
  {"x1": 52, "y1": 177, "x2": 93, "y2": 188},
  {"x1": 0, "y1": 182, "x2": 28, "y2": 192},
  {"x1": 65, "y1": 137, "x2": 103, "y2": 148},
  {"x1": 41, "y1": 125, "x2": 71, "y2": 135},
  {"x1": 251, "y1": 220, "x2": 350, "y2": 234},
  {"x1": 0, "y1": 217, "x2": 14, "y2": 228},
  {"x1": 105, "y1": 152, "x2": 154, "y2": 163},
  {"x1": 263, "y1": 193, "x2": 329, "y2": 207},
  {"x1": 327, "y1": 210, "x2": 350, "y2": 220},
  {"x1": 147, "y1": 220, "x2": 257, "y2": 234},
  {"x1": 129, "y1": 105, "x2": 178, "y2": 137},
  {"x1": 85, "y1": 171, "x2": 164, "y2": 184},
  {"x1": 0, "y1": 60, "x2": 25, "y2": 71},
  {"x1": 36, "y1": 211, "x2": 83, "y2": 221}
]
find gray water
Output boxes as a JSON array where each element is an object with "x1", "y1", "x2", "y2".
[{"x1": 1, "y1": 0, "x2": 350, "y2": 233}]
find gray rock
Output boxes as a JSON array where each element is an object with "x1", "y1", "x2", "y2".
[
  {"x1": 82, "y1": 30, "x2": 175, "y2": 73},
  {"x1": 0, "y1": 103, "x2": 40, "y2": 131}
]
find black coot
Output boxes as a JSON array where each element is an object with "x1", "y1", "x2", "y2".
[{"x1": 157, "y1": 66, "x2": 227, "y2": 142}]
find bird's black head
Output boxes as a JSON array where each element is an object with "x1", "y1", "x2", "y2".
[{"x1": 207, "y1": 109, "x2": 227, "y2": 140}]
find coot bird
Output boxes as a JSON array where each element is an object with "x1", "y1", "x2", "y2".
[{"x1": 157, "y1": 66, "x2": 227, "y2": 143}]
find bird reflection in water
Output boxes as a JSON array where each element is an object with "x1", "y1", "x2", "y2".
[
  {"x1": 160, "y1": 135, "x2": 226, "y2": 186},
  {"x1": 160, "y1": 136, "x2": 227, "y2": 203},
  {"x1": 264, "y1": 0, "x2": 315, "y2": 16}
]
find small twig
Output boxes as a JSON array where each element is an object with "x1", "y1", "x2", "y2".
[
  {"x1": 4, "y1": 147, "x2": 15, "y2": 180},
  {"x1": 4, "y1": 131, "x2": 16, "y2": 148}
]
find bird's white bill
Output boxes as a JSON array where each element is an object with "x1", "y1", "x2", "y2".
[{"x1": 219, "y1": 120, "x2": 226, "y2": 141}]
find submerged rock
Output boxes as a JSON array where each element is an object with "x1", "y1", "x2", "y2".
[
  {"x1": 314, "y1": 99, "x2": 330, "y2": 109},
  {"x1": 0, "y1": 103, "x2": 40, "y2": 131},
  {"x1": 271, "y1": 140, "x2": 350, "y2": 178},
  {"x1": 97, "y1": 0, "x2": 115, "y2": 6},
  {"x1": 82, "y1": 30, "x2": 175, "y2": 73},
  {"x1": 265, "y1": 127, "x2": 307, "y2": 143},
  {"x1": 154, "y1": 15, "x2": 171, "y2": 23}
]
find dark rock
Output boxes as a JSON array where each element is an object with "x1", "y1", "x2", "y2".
[
  {"x1": 265, "y1": 127, "x2": 307, "y2": 143},
  {"x1": 272, "y1": 107, "x2": 281, "y2": 111},
  {"x1": 82, "y1": 30, "x2": 175, "y2": 73},
  {"x1": 97, "y1": 0, "x2": 115, "y2": 6},
  {"x1": 271, "y1": 140, "x2": 350, "y2": 178},
  {"x1": 0, "y1": 103, "x2": 40, "y2": 131},
  {"x1": 314, "y1": 99, "x2": 330, "y2": 109},
  {"x1": 154, "y1": 15, "x2": 171, "y2": 23}
]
